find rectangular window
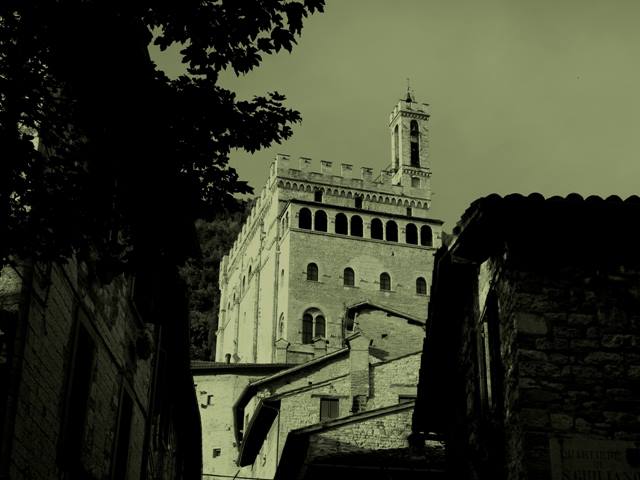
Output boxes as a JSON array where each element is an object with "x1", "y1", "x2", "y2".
[
  {"x1": 59, "y1": 313, "x2": 96, "y2": 470},
  {"x1": 355, "y1": 196, "x2": 363, "y2": 209},
  {"x1": 112, "y1": 387, "x2": 133, "y2": 479},
  {"x1": 320, "y1": 398, "x2": 339, "y2": 421},
  {"x1": 212, "y1": 448, "x2": 222, "y2": 458}
]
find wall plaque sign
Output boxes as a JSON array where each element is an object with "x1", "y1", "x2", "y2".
[{"x1": 550, "y1": 437, "x2": 640, "y2": 480}]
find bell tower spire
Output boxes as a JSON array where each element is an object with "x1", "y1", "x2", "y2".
[{"x1": 388, "y1": 87, "x2": 432, "y2": 198}]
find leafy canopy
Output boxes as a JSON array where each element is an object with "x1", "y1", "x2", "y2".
[{"x1": 0, "y1": 0, "x2": 324, "y2": 270}]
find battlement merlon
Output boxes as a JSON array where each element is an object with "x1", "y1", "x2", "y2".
[
  {"x1": 272, "y1": 154, "x2": 431, "y2": 200},
  {"x1": 388, "y1": 99, "x2": 430, "y2": 126}
]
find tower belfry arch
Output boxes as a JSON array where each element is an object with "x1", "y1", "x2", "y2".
[{"x1": 389, "y1": 86, "x2": 432, "y2": 195}]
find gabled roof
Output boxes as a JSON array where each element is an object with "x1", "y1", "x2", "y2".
[
  {"x1": 273, "y1": 402, "x2": 446, "y2": 479},
  {"x1": 346, "y1": 300, "x2": 425, "y2": 325},
  {"x1": 450, "y1": 193, "x2": 640, "y2": 265},
  {"x1": 232, "y1": 347, "x2": 350, "y2": 443}
]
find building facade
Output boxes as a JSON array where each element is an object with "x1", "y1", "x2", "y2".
[
  {"x1": 233, "y1": 332, "x2": 443, "y2": 479},
  {"x1": 0, "y1": 258, "x2": 201, "y2": 479},
  {"x1": 216, "y1": 94, "x2": 443, "y2": 365},
  {"x1": 413, "y1": 193, "x2": 640, "y2": 479}
]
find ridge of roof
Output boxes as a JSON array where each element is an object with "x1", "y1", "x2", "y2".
[{"x1": 454, "y1": 193, "x2": 640, "y2": 235}]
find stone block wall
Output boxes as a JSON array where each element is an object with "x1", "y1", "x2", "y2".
[
  {"x1": 1, "y1": 261, "x2": 156, "y2": 479},
  {"x1": 307, "y1": 405, "x2": 414, "y2": 457},
  {"x1": 368, "y1": 353, "x2": 421, "y2": 410},
  {"x1": 502, "y1": 263, "x2": 640, "y2": 478},
  {"x1": 287, "y1": 227, "x2": 433, "y2": 350},
  {"x1": 195, "y1": 372, "x2": 259, "y2": 479}
]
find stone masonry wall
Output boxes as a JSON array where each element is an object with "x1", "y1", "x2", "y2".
[
  {"x1": 368, "y1": 353, "x2": 421, "y2": 410},
  {"x1": 355, "y1": 310, "x2": 424, "y2": 361},
  {"x1": 307, "y1": 405, "x2": 414, "y2": 458},
  {"x1": 503, "y1": 262, "x2": 640, "y2": 478},
  {"x1": 287, "y1": 226, "x2": 433, "y2": 349},
  {"x1": 2, "y1": 261, "x2": 155, "y2": 479},
  {"x1": 195, "y1": 372, "x2": 258, "y2": 479}
]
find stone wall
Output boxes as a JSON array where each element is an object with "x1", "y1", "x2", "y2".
[
  {"x1": 216, "y1": 148, "x2": 442, "y2": 366},
  {"x1": 307, "y1": 405, "x2": 414, "y2": 457},
  {"x1": 287, "y1": 226, "x2": 433, "y2": 348},
  {"x1": 195, "y1": 371, "x2": 261, "y2": 479},
  {"x1": 503, "y1": 262, "x2": 640, "y2": 478},
  {"x1": 368, "y1": 353, "x2": 421, "y2": 410},
  {"x1": 242, "y1": 343, "x2": 422, "y2": 477},
  {"x1": 1, "y1": 261, "x2": 156, "y2": 479}
]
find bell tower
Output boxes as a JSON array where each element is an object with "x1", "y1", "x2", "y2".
[{"x1": 389, "y1": 88, "x2": 432, "y2": 195}]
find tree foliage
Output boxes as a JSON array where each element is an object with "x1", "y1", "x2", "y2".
[
  {"x1": 180, "y1": 205, "x2": 249, "y2": 360},
  {"x1": 0, "y1": 0, "x2": 324, "y2": 271}
]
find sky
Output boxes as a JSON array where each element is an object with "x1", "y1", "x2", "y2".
[{"x1": 153, "y1": 0, "x2": 640, "y2": 230}]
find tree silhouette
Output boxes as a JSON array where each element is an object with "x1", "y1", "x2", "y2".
[
  {"x1": 0, "y1": 1, "x2": 324, "y2": 272},
  {"x1": 180, "y1": 204, "x2": 249, "y2": 360}
]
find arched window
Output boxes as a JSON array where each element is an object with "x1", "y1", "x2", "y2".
[
  {"x1": 242, "y1": 276, "x2": 246, "y2": 292},
  {"x1": 371, "y1": 218, "x2": 383, "y2": 240},
  {"x1": 406, "y1": 223, "x2": 418, "y2": 244},
  {"x1": 299, "y1": 208, "x2": 312, "y2": 229},
  {"x1": 416, "y1": 277, "x2": 427, "y2": 295},
  {"x1": 279, "y1": 313, "x2": 285, "y2": 337},
  {"x1": 314, "y1": 210, "x2": 327, "y2": 232},
  {"x1": 350, "y1": 216, "x2": 363, "y2": 237},
  {"x1": 315, "y1": 315, "x2": 326, "y2": 338},
  {"x1": 314, "y1": 189, "x2": 323, "y2": 202},
  {"x1": 386, "y1": 221, "x2": 398, "y2": 242},
  {"x1": 302, "y1": 313, "x2": 313, "y2": 344},
  {"x1": 380, "y1": 272, "x2": 391, "y2": 291},
  {"x1": 248, "y1": 265, "x2": 252, "y2": 276},
  {"x1": 307, "y1": 263, "x2": 318, "y2": 281},
  {"x1": 411, "y1": 177, "x2": 420, "y2": 188},
  {"x1": 302, "y1": 308, "x2": 325, "y2": 343},
  {"x1": 344, "y1": 268, "x2": 355, "y2": 287},
  {"x1": 410, "y1": 120, "x2": 420, "y2": 167},
  {"x1": 420, "y1": 225, "x2": 433, "y2": 247},
  {"x1": 393, "y1": 124, "x2": 400, "y2": 170},
  {"x1": 335, "y1": 213, "x2": 348, "y2": 235}
]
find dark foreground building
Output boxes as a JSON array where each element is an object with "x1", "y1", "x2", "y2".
[
  {"x1": 413, "y1": 193, "x2": 640, "y2": 479},
  {"x1": 0, "y1": 259, "x2": 201, "y2": 479}
]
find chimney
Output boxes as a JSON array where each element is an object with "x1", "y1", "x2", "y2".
[
  {"x1": 313, "y1": 337, "x2": 327, "y2": 358},
  {"x1": 275, "y1": 338, "x2": 290, "y2": 363},
  {"x1": 346, "y1": 332, "x2": 371, "y2": 407},
  {"x1": 341, "y1": 163, "x2": 353, "y2": 178}
]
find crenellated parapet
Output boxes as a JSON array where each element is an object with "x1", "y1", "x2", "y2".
[{"x1": 271, "y1": 154, "x2": 431, "y2": 201}]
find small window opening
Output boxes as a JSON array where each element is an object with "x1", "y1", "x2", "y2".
[
  {"x1": 344, "y1": 268, "x2": 355, "y2": 287},
  {"x1": 320, "y1": 398, "x2": 339, "y2": 421},
  {"x1": 306, "y1": 263, "x2": 318, "y2": 281},
  {"x1": 416, "y1": 277, "x2": 427, "y2": 295},
  {"x1": 380, "y1": 273, "x2": 391, "y2": 291}
]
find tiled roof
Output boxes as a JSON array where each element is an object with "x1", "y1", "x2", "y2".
[{"x1": 450, "y1": 193, "x2": 640, "y2": 264}]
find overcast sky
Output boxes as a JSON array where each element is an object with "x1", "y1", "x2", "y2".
[{"x1": 154, "y1": 0, "x2": 640, "y2": 230}]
